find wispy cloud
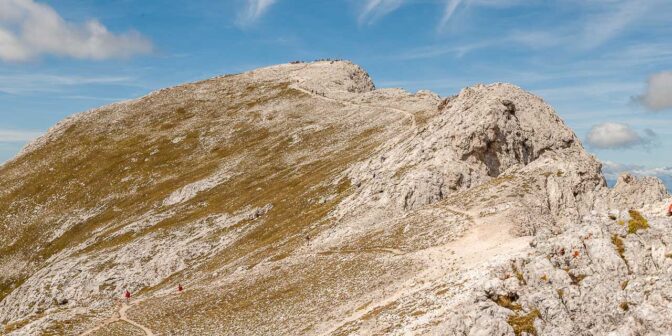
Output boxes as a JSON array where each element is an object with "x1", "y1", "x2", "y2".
[
  {"x1": 0, "y1": 129, "x2": 42, "y2": 142},
  {"x1": 236, "y1": 0, "x2": 277, "y2": 27},
  {"x1": 358, "y1": 0, "x2": 405, "y2": 25},
  {"x1": 437, "y1": 0, "x2": 465, "y2": 31},
  {"x1": 578, "y1": 0, "x2": 648, "y2": 49},
  {"x1": 508, "y1": 30, "x2": 566, "y2": 49},
  {"x1": 0, "y1": 73, "x2": 138, "y2": 95},
  {"x1": 437, "y1": 0, "x2": 522, "y2": 31},
  {"x1": 434, "y1": 0, "x2": 666, "y2": 50},
  {"x1": 638, "y1": 71, "x2": 672, "y2": 111},
  {"x1": 586, "y1": 122, "x2": 656, "y2": 149},
  {"x1": 395, "y1": 40, "x2": 496, "y2": 60},
  {"x1": 532, "y1": 82, "x2": 643, "y2": 103},
  {"x1": 0, "y1": 0, "x2": 152, "y2": 62},
  {"x1": 529, "y1": 1, "x2": 669, "y2": 50}
]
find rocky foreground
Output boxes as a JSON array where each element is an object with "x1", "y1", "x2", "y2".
[{"x1": 0, "y1": 61, "x2": 670, "y2": 335}]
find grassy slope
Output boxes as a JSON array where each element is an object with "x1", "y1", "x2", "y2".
[{"x1": 0, "y1": 68, "x2": 414, "y2": 334}]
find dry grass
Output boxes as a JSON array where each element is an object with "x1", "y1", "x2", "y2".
[
  {"x1": 612, "y1": 235, "x2": 626, "y2": 262},
  {"x1": 511, "y1": 262, "x2": 527, "y2": 286},
  {"x1": 0, "y1": 74, "x2": 388, "y2": 312},
  {"x1": 492, "y1": 294, "x2": 522, "y2": 312},
  {"x1": 626, "y1": 210, "x2": 649, "y2": 234},
  {"x1": 0, "y1": 72, "x2": 414, "y2": 333},
  {"x1": 508, "y1": 309, "x2": 540, "y2": 336},
  {"x1": 566, "y1": 271, "x2": 586, "y2": 286},
  {"x1": 619, "y1": 301, "x2": 629, "y2": 311},
  {"x1": 621, "y1": 280, "x2": 629, "y2": 290}
]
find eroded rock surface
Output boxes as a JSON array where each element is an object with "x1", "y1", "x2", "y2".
[{"x1": 609, "y1": 173, "x2": 669, "y2": 210}]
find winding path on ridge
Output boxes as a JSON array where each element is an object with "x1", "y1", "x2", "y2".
[
  {"x1": 80, "y1": 300, "x2": 154, "y2": 336},
  {"x1": 291, "y1": 83, "x2": 418, "y2": 132},
  {"x1": 281, "y1": 62, "x2": 418, "y2": 131}
]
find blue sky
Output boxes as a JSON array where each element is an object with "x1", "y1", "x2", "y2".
[{"x1": 1, "y1": 0, "x2": 671, "y2": 186}]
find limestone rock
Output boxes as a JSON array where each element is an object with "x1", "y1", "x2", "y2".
[
  {"x1": 1, "y1": 60, "x2": 670, "y2": 335},
  {"x1": 609, "y1": 173, "x2": 669, "y2": 209}
]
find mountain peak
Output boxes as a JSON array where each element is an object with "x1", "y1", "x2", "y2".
[{"x1": 1, "y1": 62, "x2": 670, "y2": 335}]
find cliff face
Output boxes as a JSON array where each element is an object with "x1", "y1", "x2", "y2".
[{"x1": 1, "y1": 61, "x2": 669, "y2": 335}]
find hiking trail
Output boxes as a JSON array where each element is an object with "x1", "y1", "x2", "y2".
[
  {"x1": 292, "y1": 81, "x2": 418, "y2": 132},
  {"x1": 316, "y1": 206, "x2": 531, "y2": 335},
  {"x1": 80, "y1": 299, "x2": 154, "y2": 336}
]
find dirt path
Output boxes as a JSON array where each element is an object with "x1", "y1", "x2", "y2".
[
  {"x1": 80, "y1": 300, "x2": 154, "y2": 336},
  {"x1": 317, "y1": 207, "x2": 531, "y2": 335},
  {"x1": 119, "y1": 302, "x2": 155, "y2": 336},
  {"x1": 316, "y1": 247, "x2": 405, "y2": 256}
]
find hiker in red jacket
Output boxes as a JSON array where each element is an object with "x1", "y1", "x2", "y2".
[
  {"x1": 667, "y1": 203, "x2": 672, "y2": 217},
  {"x1": 178, "y1": 284, "x2": 183, "y2": 293},
  {"x1": 124, "y1": 290, "x2": 131, "y2": 301}
]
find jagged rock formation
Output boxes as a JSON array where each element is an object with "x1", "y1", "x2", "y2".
[
  {"x1": 608, "y1": 173, "x2": 669, "y2": 210},
  {"x1": 0, "y1": 61, "x2": 670, "y2": 335},
  {"x1": 443, "y1": 204, "x2": 672, "y2": 336}
]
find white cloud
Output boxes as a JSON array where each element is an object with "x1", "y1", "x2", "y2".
[
  {"x1": 602, "y1": 160, "x2": 672, "y2": 190},
  {"x1": 0, "y1": 129, "x2": 42, "y2": 142},
  {"x1": 603, "y1": 163, "x2": 667, "y2": 180},
  {"x1": 0, "y1": 0, "x2": 152, "y2": 62},
  {"x1": 357, "y1": 0, "x2": 404, "y2": 25},
  {"x1": 586, "y1": 122, "x2": 655, "y2": 149},
  {"x1": 236, "y1": 0, "x2": 277, "y2": 26},
  {"x1": 640, "y1": 71, "x2": 672, "y2": 111}
]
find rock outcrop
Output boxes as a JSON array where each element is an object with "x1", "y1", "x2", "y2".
[
  {"x1": 0, "y1": 60, "x2": 669, "y2": 335},
  {"x1": 443, "y1": 208, "x2": 672, "y2": 336},
  {"x1": 609, "y1": 173, "x2": 669, "y2": 210}
]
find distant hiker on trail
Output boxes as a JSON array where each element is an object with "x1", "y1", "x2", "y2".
[
  {"x1": 124, "y1": 290, "x2": 131, "y2": 301},
  {"x1": 668, "y1": 203, "x2": 672, "y2": 216},
  {"x1": 178, "y1": 284, "x2": 183, "y2": 292}
]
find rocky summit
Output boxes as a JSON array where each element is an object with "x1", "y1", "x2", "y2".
[{"x1": 1, "y1": 61, "x2": 670, "y2": 336}]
